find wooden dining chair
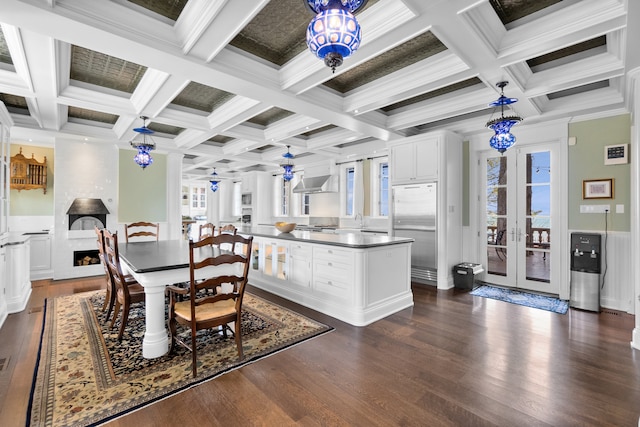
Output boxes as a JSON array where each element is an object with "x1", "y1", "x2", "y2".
[
  {"x1": 217, "y1": 224, "x2": 238, "y2": 251},
  {"x1": 166, "y1": 232, "x2": 253, "y2": 377},
  {"x1": 125, "y1": 221, "x2": 159, "y2": 243},
  {"x1": 103, "y1": 228, "x2": 146, "y2": 341},
  {"x1": 95, "y1": 226, "x2": 116, "y2": 319},
  {"x1": 199, "y1": 222, "x2": 215, "y2": 240}
]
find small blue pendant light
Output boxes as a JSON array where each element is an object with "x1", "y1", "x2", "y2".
[
  {"x1": 130, "y1": 116, "x2": 156, "y2": 169},
  {"x1": 210, "y1": 168, "x2": 219, "y2": 192},
  {"x1": 486, "y1": 81, "x2": 522, "y2": 154},
  {"x1": 281, "y1": 145, "x2": 295, "y2": 182}
]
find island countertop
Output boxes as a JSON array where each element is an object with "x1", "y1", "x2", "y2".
[{"x1": 237, "y1": 225, "x2": 413, "y2": 248}]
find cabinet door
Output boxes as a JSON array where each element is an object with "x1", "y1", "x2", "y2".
[
  {"x1": 263, "y1": 240, "x2": 288, "y2": 280},
  {"x1": 289, "y1": 243, "x2": 311, "y2": 287},
  {"x1": 390, "y1": 143, "x2": 416, "y2": 183},
  {"x1": 414, "y1": 138, "x2": 438, "y2": 180},
  {"x1": 30, "y1": 236, "x2": 52, "y2": 271}
]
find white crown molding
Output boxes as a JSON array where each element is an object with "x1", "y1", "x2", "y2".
[{"x1": 176, "y1": 0, "x2": 229, "y2": 56}]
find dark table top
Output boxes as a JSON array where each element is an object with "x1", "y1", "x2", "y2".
[{"x1": 118, "y1": 240, "x2": 221, "y2": 273}]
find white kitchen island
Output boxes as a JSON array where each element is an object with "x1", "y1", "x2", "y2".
[{"x1": 240, "y1": 226, "x2": 414, "y2": 326}]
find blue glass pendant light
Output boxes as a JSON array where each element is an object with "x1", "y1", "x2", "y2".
[
  {"x1": 486, "y1": 81, "x2": 522, "y2": 154},
  {"x1": 281, "y1": 145, "x2": 295, "y2": 182},
  {"x1": 305, "y1": 0, "x2": 368, "y2": 73},
  {"x1": 130, "y1": 116, "x2": 156, "y2": 169},
  {"x1": 209, "y1": 168, "x2": 219, "y2": 192}
]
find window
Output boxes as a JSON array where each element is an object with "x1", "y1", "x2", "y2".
[
  {"x1": 281, "y1": 178, "x2": 289, "y2": 216},
  {"x1": 190, "y1": 185, "x2": 206, "y2": 209},
  {"x1": 345, "y1": 166, "x2": 355, "y2": 216},
  {"x1": 371, "y1": 158, "x2": 389, "y2": 217},
  {"x1": 301, "y1": 192, "x2": 310, "y2": 216}
]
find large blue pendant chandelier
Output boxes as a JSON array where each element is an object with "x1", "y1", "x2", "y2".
[
  {"x1": 486, "y1": 81, "x2": 522, "y2": 154},
  {"x1": 209, "y1": 168, "x2": 219, "y2": 192},
  {"x1": 305, "y1": 0, "x2": 368, "y2": 73},
  {"x1": 130, "y1": 116, "x2": 156, "y2": 169},
  {"x1": 281, "y1": 145, "x2": 295, "y2": 182}
]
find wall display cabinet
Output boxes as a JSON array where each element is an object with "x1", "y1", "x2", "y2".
[{"x1": 10, "y1": 147, "x2": 47, "y2": 193}]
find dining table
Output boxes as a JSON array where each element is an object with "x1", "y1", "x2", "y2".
[{"x1": 118, "y1": 239, "x2": 240, "y2": 359}]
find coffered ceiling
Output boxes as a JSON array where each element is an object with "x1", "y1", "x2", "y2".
[{"x1": 0, "y1": 0, "x2": 636, "y2": 182}]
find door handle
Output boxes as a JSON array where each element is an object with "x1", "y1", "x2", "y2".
[{"x1": 510, "y1": 228, "x2": 515, "y2": 241}]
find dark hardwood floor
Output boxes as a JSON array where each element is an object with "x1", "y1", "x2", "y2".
[{"x1": 1, "y1": 276, "x2": 639, "y2": 426}]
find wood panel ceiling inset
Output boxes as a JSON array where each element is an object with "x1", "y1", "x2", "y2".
[
  {"x1": 489, "y1": 0, "x2": 563, "y2": 25},
  {"x1": 68, "y1": 107, "x2": 119, "y2": 124},
  {"x1": 382, "y1": 77, "x2": 483, "y2": 113},
  {"x1": 527, "y1": 36, "x2": 607, "y2": 70},
  {"x1": 0, "y1": 94, "x2": 28, "y2": 114},
  {"x1": 323, "y1": 31, "x2": 447, "y2": 94},
  {"x1": 171, "y1": 82, "x2": 235, "y2": 113},
  {"x1": 70, "y1": 46, "x2": 147, "y2": 94},
  {"x1": 127, "y1": 0, "x2": 188, "y2": 21},
  {"x1": 0, "y1": 28, "x2": 13, "y2": 65},
  {"x1": 247, "y1": 107, "x2": 294, "y2": 127}
]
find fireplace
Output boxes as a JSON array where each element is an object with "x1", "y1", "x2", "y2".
[
  {"x1": 73, "y1": 250, "x2": 100, "y2": 266},
  {"x1": 66, "y1": 198, "x2": 109, "y2": 230}
]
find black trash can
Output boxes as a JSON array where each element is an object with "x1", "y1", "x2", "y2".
[{"x1": 453, "y1": 263, "x2": 484, "y2": 290}]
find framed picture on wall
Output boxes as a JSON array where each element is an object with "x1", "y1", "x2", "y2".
[{"x1": 583, "y1": 178, "x2": 614, "y2": 199}]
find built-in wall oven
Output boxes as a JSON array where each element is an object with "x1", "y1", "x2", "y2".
[{"x1": 241, "y1": 207, "x2": 252, "y2": 225}]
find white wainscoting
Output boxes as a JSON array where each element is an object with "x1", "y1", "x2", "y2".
[{"x1": 593, "y1": 231, "x2": 633, "y2": 313}]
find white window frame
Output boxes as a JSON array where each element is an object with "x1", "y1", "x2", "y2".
[
  {"x1": 370, "y1": 157, "x2": 389, "y2": 217},
  {"x1": 340, "y1": 162, "x2": 357, "y2": 217}
]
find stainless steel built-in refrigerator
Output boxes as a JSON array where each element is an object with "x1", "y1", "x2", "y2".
[{"x1": 392, "y1": 182, "x2": 437, "y2": 283}]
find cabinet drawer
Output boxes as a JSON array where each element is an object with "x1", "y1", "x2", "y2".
[
  {"x1": 313, "y1": 276, "x2": 351, "y2": 298},
  {"x1": 290, "y1": 243, "x2": 312, "y2": 258},
  {"x1": 313, "y1": 246, "x2": 352, "y2": 263}
]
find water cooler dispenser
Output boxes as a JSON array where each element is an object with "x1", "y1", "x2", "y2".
[{"x1": 570, "y1": 233, "x2": 601, "y2": 312}]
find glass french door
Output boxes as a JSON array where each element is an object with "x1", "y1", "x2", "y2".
[{"x1": 482, "y1": 144, "x2": 557, "y2": 294}]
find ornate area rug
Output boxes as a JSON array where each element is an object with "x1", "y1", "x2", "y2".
[
  {"x1": 27, "y1": 290, "x2": 333, "y2": 426},
  {"x1": 470, "y1": 284, "x2": 569, "y2": 314}
]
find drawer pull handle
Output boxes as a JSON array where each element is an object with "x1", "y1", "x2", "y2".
[
  {"x1": 328, "y1": 262, "x2": 332, "y2": 266},
  {"x1": 328, "y1": 250, "x2": 332, "y2": 254},
  {"x1": 328, "y1": 280, "x2": 332, "y2": 285}
]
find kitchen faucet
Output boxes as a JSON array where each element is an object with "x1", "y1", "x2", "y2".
[{"x1": 355, "y1": 213, "x2": 363, "y2": 229}]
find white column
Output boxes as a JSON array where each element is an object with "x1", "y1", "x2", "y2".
[
  {"x1": 629, "y1": 68, "x2": 640, "y2": 350},
  {"x1": 166, "y1": 153, "x2": 183, "y2": 241}
]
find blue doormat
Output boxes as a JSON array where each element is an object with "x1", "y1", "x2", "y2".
[{"x1": 470, "y1": 285, "x2": 569, "y2": 314}]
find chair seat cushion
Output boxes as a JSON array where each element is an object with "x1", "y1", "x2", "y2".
[{"x1": 174, "y1": 299, "x2": 236, "y2": 322}]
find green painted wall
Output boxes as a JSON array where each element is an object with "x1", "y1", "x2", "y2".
[
  {"x1": 9, "y1": 144, "x2": 54, "y2": 215},
  {"x1": 118, "y1": 149, "x2": 167, "y2": 222},
  {"x1": 568, "y1": 114, "x2": 630, "y2": 232}
]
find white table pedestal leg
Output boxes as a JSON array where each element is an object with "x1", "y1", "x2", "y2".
[{"x1": 141, "y1": 285, "x2": 169, "y2": 358}]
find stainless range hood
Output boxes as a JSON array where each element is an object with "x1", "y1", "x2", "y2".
[{"x1": 292, "y1": 175, "x2": 336, "y2": 193}]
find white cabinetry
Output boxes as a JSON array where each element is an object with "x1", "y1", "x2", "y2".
[
  {"x1": 289, "y1": 242, "x2": 311, "y2": 287},
  {"x1": 0, "y1": 104, "x2": 12, "y2": 328},
  {"x1": 6, "y1": 240, "x2": 32, "y2": 313},
  {"x1": 390, "y1": 136, "x2": 438, "y2": 184},
  {"x1": 29, "y1": 234, "x2": 53, "y2": 280},
  {"x1": 248, "y1": 233, "x2": 413, "y2": 326},
  {"x1": 312, "y1": 246, "x2": 353, "y2": 301},
  {"x1": 388, "y1": 130, "x2": 463, "y2": 290},
  {"x1": 250, "y1": 237, "x2": 288, "y2": 280}
]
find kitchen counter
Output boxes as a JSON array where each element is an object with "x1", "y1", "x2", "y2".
[
  {"x1": 244, "y1": 226, "x2": 413, "y2": 326},
  {"x1": 238, "y1": 225, "x2": 409, "y2": 248}
]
